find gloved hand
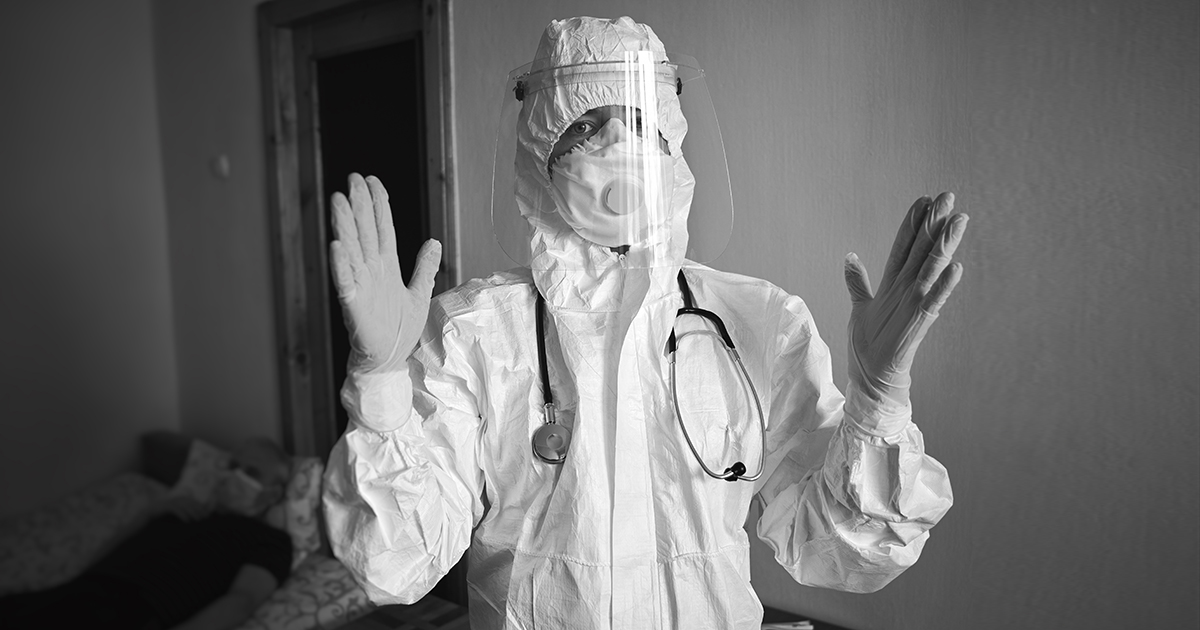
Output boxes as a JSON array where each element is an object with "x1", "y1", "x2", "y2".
[
  {"x1": 329, "y1": 173, "x2": 441, "y2": 373},
  {"x1": 842, "y1": 192, "x2": 968, "y2": 435}
]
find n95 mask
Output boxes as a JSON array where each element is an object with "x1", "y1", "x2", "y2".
[
  {"x1": 217, "y1": 469, "x2": 267, "y2": 516},
  {"x1": 549, "y1": 118, "x2": 676, "y2": 248}
]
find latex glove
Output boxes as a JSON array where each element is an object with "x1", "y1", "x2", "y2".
[
  {"x1": 329, "y1": 173, "x2": 441, "y2": 373},
  {"x1": 842, "y1": 192, "x2": 968, "y2": 435}
]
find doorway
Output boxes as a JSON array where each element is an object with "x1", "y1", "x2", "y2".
[
  {"x1": 259, "y1": 0, "x2": 455, "y2": 458},
  {"x1": 318, "y1": 38, "x2": 428, "y2": 439},
  {"x1": 259, "y1": 0, "x2": 464, "y2": 605}
]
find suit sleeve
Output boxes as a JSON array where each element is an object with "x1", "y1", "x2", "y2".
[
  {"x1": 754, "y1": 293, "x2": 953, "y2": 593},
  {"x1": 322, "y1": 315, "x2": 485, "y2": 605}
]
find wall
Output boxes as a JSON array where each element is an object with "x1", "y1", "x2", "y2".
[
  {"x1": 0, "y1": 0, "x2": 180, "y2": 517},
  {"x1": 937, "y1": 3, "x2": 1198, "y2": 628},
  {"x1": 152, "y1": 0, "x2": 281, "y2": 447},
  {"x1": 451, "y1": 1, "x2": 1198, "y2": 629},
  {"x1": 20, "y1": 0, "x2": 1185, "y2": 626}
]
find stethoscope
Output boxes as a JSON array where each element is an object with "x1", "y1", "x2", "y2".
[{"x1": 531, "y1": 271, "x2": 767, "y2": 482}]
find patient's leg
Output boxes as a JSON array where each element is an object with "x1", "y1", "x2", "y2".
[{"x1": 0, "y1": 573, "x2": 160, "y2": 630}]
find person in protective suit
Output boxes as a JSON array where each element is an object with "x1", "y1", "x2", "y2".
[{"x1": 322, "y1": 16, "x2": 968, "y2": 630}]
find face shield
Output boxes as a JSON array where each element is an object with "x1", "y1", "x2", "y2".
[{"x1": 491, "y1": 51, "x2": 732, "y2": 270}]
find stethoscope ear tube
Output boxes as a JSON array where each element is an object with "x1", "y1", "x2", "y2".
[
  {"x1": 532, "y1": 272, "x2": 767, "y2": 481},
  {"x1": 669, "y1": 338, "x2": 766, "y2": 483},
  {"x1": 670, "y1": 270, "x2": 767, "y2": 482},
  {"x1": 723, "y1": 462, "x2": 748, "y2": 482},
  {"x1": 667, "y1": 307, "x2": 736, "y2": 354}
]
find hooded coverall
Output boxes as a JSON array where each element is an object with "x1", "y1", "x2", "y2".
[{"x1": 323, "y1": 16, "x2": 953, "y2": 630}]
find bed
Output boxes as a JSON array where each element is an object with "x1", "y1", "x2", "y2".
[{"x1": 0, "y1": 431, "x2": 375, "y2": 630}]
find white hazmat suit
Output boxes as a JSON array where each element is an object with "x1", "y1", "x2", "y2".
[{"x1": 323, "y1": 16, "x2": 954, "y2": 630}]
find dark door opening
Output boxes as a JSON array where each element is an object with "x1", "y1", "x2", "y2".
[
  {"x1": 317, "y1": 39, "x2": 427, "y2": 438},
  {"x1": 260, "y1": 0, "x2": 463, "y2": 608}
]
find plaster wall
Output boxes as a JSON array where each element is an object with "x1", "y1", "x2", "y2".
[
  {"x1": 41, "y1": 0, "x2": 1191, "y2": 627},
  {"x1": 0, "y1": 0, "x2": 180, "y2": 517},
  {"x1": 152, "y1": 0, "x2": 281, "y2": 448},
  {"x1": 450, "y1": 1, "x2": 1199, "y2": 628}
]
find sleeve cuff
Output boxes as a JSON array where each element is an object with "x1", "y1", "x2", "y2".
[
  {"x1": 842, "y1": 381, "x2": 912, "y2": 439},
  {"x1": 341, "y1": 367, "x2": 414, "y2": 433}
]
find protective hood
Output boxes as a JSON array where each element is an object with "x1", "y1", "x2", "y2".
[{"x1": 513, "y1": 16, "x2": 695, "y2": 311}]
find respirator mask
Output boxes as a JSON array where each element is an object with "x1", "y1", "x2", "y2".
[
  {"x1": 548, "y1": 117, "x2": 676, "y2": 248},
  {"x1": 217, "y1": 469, "x2": 269, "y2": 516}
]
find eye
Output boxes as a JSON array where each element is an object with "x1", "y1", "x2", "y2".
[{"x1": 569, "y1": 121, "x2": 595, "y2": 136}]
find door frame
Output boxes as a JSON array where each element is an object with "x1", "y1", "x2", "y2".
[{"x1": 258, "y1": 0, "x2": 457, "y2": 459}]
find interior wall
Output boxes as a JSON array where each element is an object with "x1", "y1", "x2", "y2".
[
  {"x1": 0, "y1": 0, "x2": 180, "y2": 518},
  {"x1": 23, "y1": 0, "x2": 1187, "y2": 625},
  {"x1": 152, "y1": 0, "x2": 281, "y2": 448},
  {"x1": 451, "y1": 1, "x2": 1199, "y2": 629}
]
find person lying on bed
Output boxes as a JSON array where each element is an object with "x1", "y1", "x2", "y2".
[{"x1": 0, "y1": 437, "x2": 293, "y2": 630}]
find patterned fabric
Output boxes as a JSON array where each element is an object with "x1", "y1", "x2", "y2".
[
  {"x1": 234, "y1": 553, "x2": 375, "y2": 630},
  {"x1": 0, "y1": 473, "x2": 167, "y2": 595},
  {"x1": 170, "y1": 442, "x2": 323, "y2": 569},
  {"x1": 282, "y1": 457, "x2": 324, "y2": 569},
  {"x1": 340, "y1": 596, "x2": 469, "y2": 630},
  {"x1": 0, "y1": 445, "x2": 368, "y2": 630},
  {"x1": 168, "y1": 439, "x2": 233, "y2": 504}
]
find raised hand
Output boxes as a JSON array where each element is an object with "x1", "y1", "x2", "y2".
[
  {"x1": 329, "y1": 174, "x2": 441, "y2": 373},
  {"x1": 842, "y1": 192, "x2": 968, "y2": 411}
]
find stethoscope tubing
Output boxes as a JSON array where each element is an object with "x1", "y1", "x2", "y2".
[
  {"x1": 533, "y1": 293, "x2": 568, "y2": 464},
  {"x1": 531, "y1": 270, "x2": 768, "y2": 481},
  {"x1": 669, "y1": 329, "x2": 767, "y2": 482}
]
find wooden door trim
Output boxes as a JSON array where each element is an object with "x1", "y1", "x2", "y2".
[
  {"x1": 258, "y1": 0, "x2": 456, "y2": 458},
  {"x1": 422, "y1": 0, "x2": 457, "y2": 287}
]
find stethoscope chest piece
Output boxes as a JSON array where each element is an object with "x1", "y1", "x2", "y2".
[
  {"x1": 532, "y1": 293, "x2": 571, "y2": 465},
  {"x1": 532, "y1": 420, "x2": 571, "y2": 464}
]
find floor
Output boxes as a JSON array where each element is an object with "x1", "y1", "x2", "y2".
[{"x1": 336, "y1": 596, "x2": 844, "y2": 630}]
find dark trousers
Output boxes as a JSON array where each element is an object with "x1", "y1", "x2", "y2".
[{"x1": 0, "y1": 572, "x2": 161, "y2": 630}]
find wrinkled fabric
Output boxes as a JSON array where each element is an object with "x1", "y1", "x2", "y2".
[
  {"x1": 514, "y1": 18, "x2": 694, "y2": 277},
  {"x1": 322, "y1": 15, "x2": 953, "y2": 630}
]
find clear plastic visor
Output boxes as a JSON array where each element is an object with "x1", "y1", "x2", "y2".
[{"x1": 491, "y1": 53, "x2": 732, "y2": 269}]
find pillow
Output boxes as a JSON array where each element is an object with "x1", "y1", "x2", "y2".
[
  {"x1": 280, "y1": 456, "x2": 325, "y2": 569},
  {"x1": 168, "y1": 439, "x2": 233, "y2": 504},
  {"x1": 140, "y1": 431, "x2": 195, "y2": 487},
  {"x1": 172, "y1": 439, "x2": 324, "y2": 569},
  {"x1": 234, "y1": 554, "x2": 374, "y2": 630}
]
